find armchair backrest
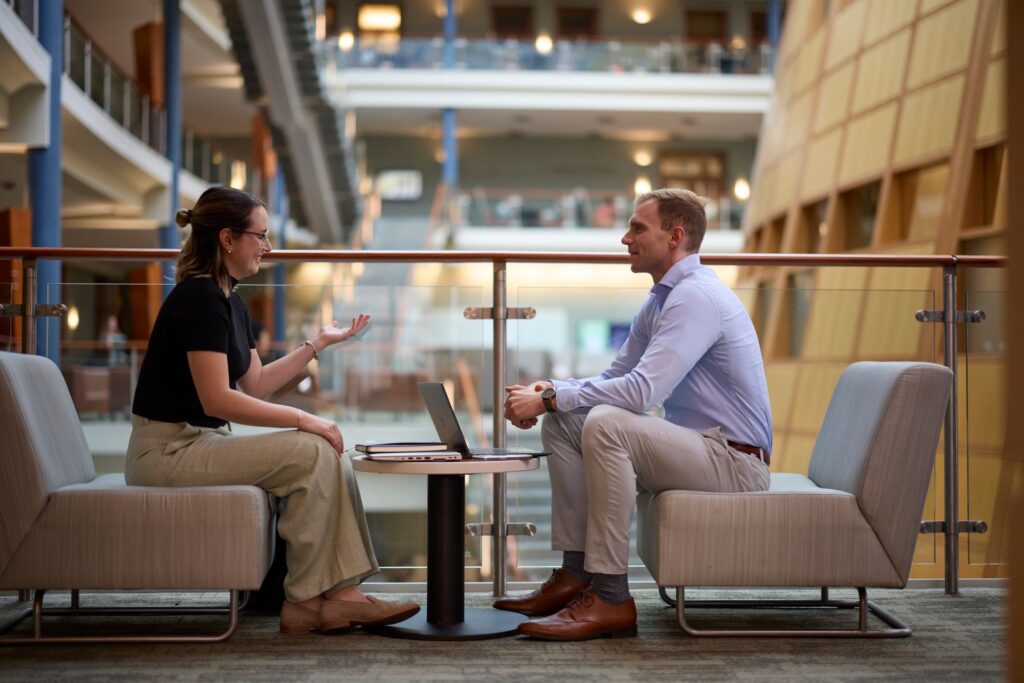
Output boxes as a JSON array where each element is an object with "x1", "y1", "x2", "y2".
[
  {"x1": 808, "y1": 362, "x2": 952, "y2": 582},
  {"x1": 0, "y1": 352, "x2": 96, "y2": 575}
]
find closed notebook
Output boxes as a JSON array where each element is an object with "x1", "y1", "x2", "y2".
[{"x1": 355, "y1": 442, "x2": 448, "y2": 453}]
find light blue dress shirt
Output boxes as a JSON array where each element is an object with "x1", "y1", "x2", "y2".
[{"x1": 552, "y1": 253, "x2": 773, "y2": 453}]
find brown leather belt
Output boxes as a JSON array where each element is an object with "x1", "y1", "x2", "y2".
[{"x1": 728, "y1": 440, "x2": 770, "y2": 466}]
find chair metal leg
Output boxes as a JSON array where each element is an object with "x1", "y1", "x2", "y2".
[
  {"x1": 1, "y1": 590, "x2": 243, "y2": 644},
  {"x1": 672, "y1": 586, "x2": 912, "y2": 638}
]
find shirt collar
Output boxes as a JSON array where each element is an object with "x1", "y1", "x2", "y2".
[{"x1": 651, "y1": 253, "x2": 702, "y2": 293}]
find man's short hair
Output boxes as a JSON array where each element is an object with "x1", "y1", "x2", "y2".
[{"x1": 634, "y1": 188, "x2": 708, "y2": 252}]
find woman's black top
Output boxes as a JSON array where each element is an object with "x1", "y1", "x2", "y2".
[{"x1": 132, "y1": 276, "x2": 256, "y2": 428}]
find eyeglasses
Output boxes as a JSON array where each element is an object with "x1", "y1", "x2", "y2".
[{"x1": 242, "y1": 230, "x2": 271, "y2": 245}]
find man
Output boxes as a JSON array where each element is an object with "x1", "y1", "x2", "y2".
[{"x1": 497, "y1": 188, "x2": 772, "y2": 641}]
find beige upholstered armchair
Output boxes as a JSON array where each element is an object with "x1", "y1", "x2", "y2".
[
  {"x1": 637, "y1": 361, "x2": 952, "y2": 637},
  {"x1": 0, "y1": 351, "x2": 274, "y2": 644}
]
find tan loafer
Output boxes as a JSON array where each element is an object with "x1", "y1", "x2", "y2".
[
  {"x1": 321, "y1": 596, "x2": 420, "y2": 634},
  {"x1": 279, "y1": 601, "x2": 322, "y2": 635}
]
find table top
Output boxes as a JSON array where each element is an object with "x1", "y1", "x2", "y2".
[{"x1": 351, "y1": 454, "x2": 541, "y2": 475}]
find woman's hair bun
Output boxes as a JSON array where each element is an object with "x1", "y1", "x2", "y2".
[{"x1": 174, "y1": 208, "x2": 193, "y2": 228}]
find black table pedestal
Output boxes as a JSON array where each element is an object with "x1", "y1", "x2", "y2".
[{"x1": 368, "y1": 474, "x2": 526, "y2": 640}]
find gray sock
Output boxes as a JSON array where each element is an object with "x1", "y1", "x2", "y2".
[
  {"x1": 590, "y1": 573, "x2": 630, "y2": 605},
  {"x1": 562, "y1": 551, "x2": 592, "y2": 583}
]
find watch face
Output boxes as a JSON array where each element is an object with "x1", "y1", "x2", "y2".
[{"x1": 541, "y1": 387, "x2": 556, "y2": 400}]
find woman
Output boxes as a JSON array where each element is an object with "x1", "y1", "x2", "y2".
[{"x1": 126, "y1": 185, "x2": 417, "y2": 634}]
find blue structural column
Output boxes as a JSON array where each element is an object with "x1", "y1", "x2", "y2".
[
  {"x1": 441, "y1": 0, "x2": 458, "y2": 188},
  {"x1": 27, "y1": 0, "x2": 64, "y2": 361},
  {"x1": 442, "y1": 0, "x2": 456, "y2": 68},
  {"x1": 162, "y1": 0, "x2": 182, "y2": 290},
  {"x1": 442, "y1": 109, "x2": 458, "y2": 187},
  {"x1": 767, "y1": 0, "x2": 781, "y2": 49},
  {"x1": 273, "y1": 172, "x2": 287, "y2": 344}
]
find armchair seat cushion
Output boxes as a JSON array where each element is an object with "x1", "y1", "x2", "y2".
[
  {"x1": 637, "y1": 472, "x2": 902, "y2": 589},
  {"x1": 0, "y1": 474, "x2": 273, "y2": 591}
]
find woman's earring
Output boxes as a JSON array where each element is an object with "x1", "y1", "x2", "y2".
[{"x1": 228, "y1": 249, "x2": 232, "y2": 254}]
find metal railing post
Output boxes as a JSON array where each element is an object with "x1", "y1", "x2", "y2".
[
  {"x1": 22, "y1": 260, "x2": 36, "y2": 355},
  {"x1": 492, "y1": 260, "x2": 508, "y2": 597},
  {"x1": 942, "y1": 264, "x2": 960, "y2": 595}
]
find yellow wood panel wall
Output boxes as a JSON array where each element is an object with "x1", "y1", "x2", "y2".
[
  {"x1": 863, "y1": 0, "x2": 917, "y2": 46},
  {"x1": 920, "y1": 0, "x2": 960, "y2": 14},
  {"x1": 855, "y1": 267, "x2": 932, "y2": 358},
  {"x1": 784, "y1": 91, "x2": 815, "y2": 153},
  {"x1": 962, "y1": 448, "x2": 1018, "y2": 567},
  {"x1": 839, "y1": 102, "x2": 898, "y2": 185},
  {"x1": 825, "y1": 0, "x2": 868, "y2": 70},
  {"x1": 893, "y1": 76, "x2": 965, "y2": 166},
  {"x1": 990, "y1": 0, "x2": 1006, "y2": 55},
  {"x1": 765, "y1": 363, "x2": 800, "y2": 427},
  {"x1": 815, "y1": 63, "x2": 856, "y2": 133},
  {"x1": 800, "y1": 267, "x2": 871, "y2": 360},
  {"x1": 801, "y1": 129, "x2": 843, "y2": 200},
  {"x1": 744, "y1": 0, "x2": 1008, "y2": 581},
  {"x1": 770, "y1": 151, "x2": 802, "y2": 217},
  {"x1": 790, "y1": 30, "x2": 827, "y2": 96},
  {"x1": 852, "y1": 29, "x2": 912, "y2": 114},
  {"x1": 774, "y1": 433, "x2": 817, "y2": 478},
  {"x1": 907, "y1": 0, "x2": 979, "y2": 89},
  {"x1": 789, "y1": 363, "x2": 847, "y2": 433},
  {"x1": 960, "y1": 359, "x2": 1007, "y2": 449},
  {"x1": 976, "y1": 58, "x2": 1007, "y2": 142},
  {"x1": 779, "y1": 0, "x2": 820, "y2": 62}
]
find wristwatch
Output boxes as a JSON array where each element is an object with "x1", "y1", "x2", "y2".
[{"x1": 540, "y1": 387, "x2": 557, "y2": 413}]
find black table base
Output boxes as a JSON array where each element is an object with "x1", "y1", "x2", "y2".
[
  {"x1": 378, "y1": 473, "x2": 526, "y2": 641},
  {"x1": 367, "y1": 608, "x2": 526, "y2": 641}
]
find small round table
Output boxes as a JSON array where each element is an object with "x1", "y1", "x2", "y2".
[{"x1": 352, "y1": 455, "x2": 540, "y2": 640}]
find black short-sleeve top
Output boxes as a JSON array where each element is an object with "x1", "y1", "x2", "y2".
[{"x1": 132, "y1": 276, "x2": 256, "y2": 428}]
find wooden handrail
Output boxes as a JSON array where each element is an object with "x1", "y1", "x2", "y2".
[{"x1": 0, "y1": 247, "x2": 1007, "y2": 268}]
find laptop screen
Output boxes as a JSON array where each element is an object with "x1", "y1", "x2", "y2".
[{"x1": 417, "y1": 382, "x2": 471, "y2": 455}]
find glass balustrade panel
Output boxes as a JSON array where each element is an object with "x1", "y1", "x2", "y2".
[
  {"x1": 0, "y1": 281, "x2": 13, "y2": 353},
  {"x1": 963, "y1": 285, "x2": 1008, "y2": 572},
  {"x1": 328, "y1": 37, "x2": 771, "y2": 74},
  {"x1": 513, "y1": 272, "x2": 942, "y2": 581},
  {"x1": 43, "y1": 275, "x2": 494, "y2": 583}
]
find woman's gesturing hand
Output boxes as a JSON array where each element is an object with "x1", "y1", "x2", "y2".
[
  {"x1": 297, "y1": 410, "x2": 345, "y2": 454},
  {"x1": 315, "y1": 314, "x2": 371, "y2": 351}
]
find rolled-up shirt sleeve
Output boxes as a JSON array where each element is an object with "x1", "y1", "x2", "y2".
[{"x1": 554, "y1": 286, "x2": 721, "y2": 413}]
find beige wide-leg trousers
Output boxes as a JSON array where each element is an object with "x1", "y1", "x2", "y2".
[
  {"x1": 126, "y1": 416, "x2": 379, "y2": 603},
  {"x1": 542, "y1": 404, "x2": 770, "y2": 575}
]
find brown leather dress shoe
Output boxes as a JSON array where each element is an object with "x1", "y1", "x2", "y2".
[
  {"x1": 517, "y1": 588, "x2": 637, "y2": 641},
  {"x1": 493, "y1": 567, "x2": 591, "y2": 617}
]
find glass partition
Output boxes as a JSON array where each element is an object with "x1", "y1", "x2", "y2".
[
  {"x1": 962, "y1": 285, "x2": 1008, "y2": 570},
  {"x1": 44, "y1": 274, "x2": 501, "y2": 583},
  {"x1": 0, "y1": 281, "x2": 13, "y2": 353},
  {"x1": 329, "y1": 38, "x2": 774, "y2": 75},
  {"x1": 511, "y1": 269, "x2": 941, "y2": 580},
  {"x1": 15, "y1": 258, "x2": 1010, "y2": 585}
]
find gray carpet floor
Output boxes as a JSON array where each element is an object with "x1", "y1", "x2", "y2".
[{"x1": 0, "y1": 588, "x2": 1004, "y2": 682}]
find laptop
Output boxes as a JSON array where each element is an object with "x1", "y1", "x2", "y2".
[
  {"x1": 418, "y1": 382, "x2": 548, "y2": 460},
  {"x1": 361, "y1": 450, "x2": 463, "y2": 462}
]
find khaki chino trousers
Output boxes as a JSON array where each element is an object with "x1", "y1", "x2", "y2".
[
  {"x1": 126, "y1": 416, "x2": 379, "y2": 603},
  {"x1": 542, "y1": 405, "x2": 770, "y2": 575}
]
